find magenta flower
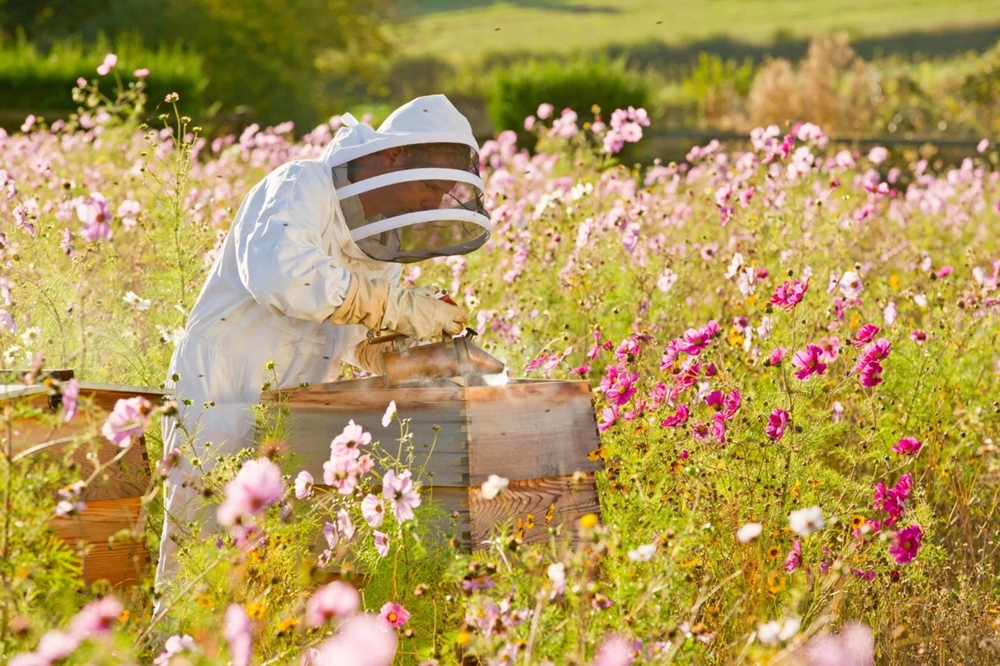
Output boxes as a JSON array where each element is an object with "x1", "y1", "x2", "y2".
[
  {"x1": 785, "y1": 539, "x2": 802, "y2": 573},
  {"x1": 361, "y1": 493, "x2": 385, "y2": 527},
  {"x1": 382, "y1": 469, "x2": 421, "y2": 523},
  {"x1": 306, "y1": 581, "x2": 361, "y2": 627},
  {"x1": 766, "y1": 408, "x2": 789, "y2": 440},
  {"x1": 294, "y1": 471, "x2": 314, "y2": 499},
  {"x1": 767, "y1": 347, "x2": 788, "y2": 366},
  {"x1": 224, "y1": 605, "x2": 252, "y2": 666},
  {"x1": 216, "y1": 458, "x2": 286, "y2": 527},
  {"x1": 711, "y1": 413, "x2": 726, "y2": 444},
  {"x1": 677, "y1": 320, "x2": 719, "y2": 355},
  {"x1": 792, "y1": 344, "x2": 828, "y2": 380},
  {"x1": 910, "y1": 329, "x2": 927, "y2": 344},
  {"x1": 598, "y1": 404, "x2": 619, "y2": 432},
  {"x1": 374, "y1": 530, "x2": 390, "y2": 557},
  {"x1": 62, "y1": 378, "x2": 80, "y2": 423},
  {"x1": 704, "y1": 390, "x2": 724, "y2": 410},
  {"x1": 723, "y1": 389, "x2": 741, "y2": 418},
  {"x1": 893, "y1": 437, "x2": 922, "y2": 456},
  {"x1": 661, "y1": 404, "x2": 690, "y2": 428},
  {"x1": 858, "y1": 361, "x2": 883, "y2": 388},
  {"x1": 851, "y1": 323, "x2": 880, "y2": 347},
  {"x1": 855, "y1": 339, "x2": 892, "y2": 371},
  {"x1": 101, "y1": 396, "x2": 151, "y2": 448},
  {"x1": 379, "y1": 601, "x2": 411, "y2": 629},
  {"x1": 769, "y1": 279, "x2": 809, "y2": 311},
  {"x1": 888, "y1": 525, "x2": 923, "y2": 565}
]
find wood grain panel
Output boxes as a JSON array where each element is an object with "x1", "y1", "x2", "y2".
[
  {"x1": 465, "y1": 381, "x2": 601, "y2": 484},
  {"x1": 50, "y1": 497, "x2": 149, "y2": 587}
]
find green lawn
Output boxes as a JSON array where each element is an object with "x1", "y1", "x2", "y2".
[{"x1": 393, "y1": 0, "x2": 1000, "y2": 59}]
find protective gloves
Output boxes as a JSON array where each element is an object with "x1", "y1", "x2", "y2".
[
  {"x1": 329, "y1": 271, "x2": 466, "y2": 342},
  {"x1": 353, "y1": 338, "x2": 390, "y2": 375}
]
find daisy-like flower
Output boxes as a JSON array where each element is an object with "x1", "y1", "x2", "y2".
[
  {"x1": 361, "y1": 493, "x2": 385, "y2": 527},
  {"x1": 305, "y1": 581, "x2": 360, "y2": 627},
  {"x1": 892, "y1": 437, "x2": 922, "y2": 456},
  {"x1": 792, "y1": 344, "x2": 827, "y2": 380},
  {"x1": 216, "y1": 458, "x2": 286, "y2": 528},
  {"x1": 789, "y1": 506, "x2": 825, "y2": 536},
  {"x1": 839, "y1": 271, "x2": 864, "y2": 299},
  {"x1": 765, "y1": 408, "x2": 789, "y2": 440},
  {"x1": 330, "y1": 420, "x2": 372, "y2": 460},
  {"x1": 627, "y1": 543, "x2": 656, "y2": 562},
  {"x1": 381, "y1": 400, "x2": 397, "y2": 427},
  {"x1": 382, "y1": 469, "x2": 421, "y2": 523},
  {"x1": 373, "y1": 531, "x2": 390, "y2": 557},
  {"x1": 293, "y1": 471, "x2": 314, "y2": 499},
  {"x1": 102, "y1": 396, "x2": 151, "y2": 448},
  {"x1": 378, "y1": 602, "x2": 411, "y2": 629},
  {"x1": 888, "y1": 525, "x2": 923, "y2": 565}
]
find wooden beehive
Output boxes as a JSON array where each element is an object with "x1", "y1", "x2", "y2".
[
  {"x1": 2, "y1": 371, "x2": 164, "y2": 586},
  {"x1": 261, "y1": 377, "x2": 602, "y2": 550}
]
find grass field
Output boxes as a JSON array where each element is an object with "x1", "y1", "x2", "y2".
[{"x1": 393, "y1": 0, "x2": 1000, "y2": 59}]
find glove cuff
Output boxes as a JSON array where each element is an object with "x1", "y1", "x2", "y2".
[{"x1": 328, "y1": 271, "x2": 390, "y2": 330}]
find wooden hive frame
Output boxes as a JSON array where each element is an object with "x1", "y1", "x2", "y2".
[
  {"x1": 2, "y1": 374, "x2": 165, "y2": 586},
  {"x1": 262, "y1": 377, "x2": 602, "y2": 550}
]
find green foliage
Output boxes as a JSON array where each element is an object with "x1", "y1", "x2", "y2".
[
  {"x1": 488, "y1": 58, "x2": 649, "y2": 143},
  {"x1": 0, "y1": 30, "x2": 207, "y2": 113}
]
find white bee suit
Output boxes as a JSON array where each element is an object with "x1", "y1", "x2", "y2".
[
  {"x1": 157, "y1": 159, "x2": 401, "y2": 581},
  {"x1": 156, "y1": 94, "x2": 491, "y2": 586}
]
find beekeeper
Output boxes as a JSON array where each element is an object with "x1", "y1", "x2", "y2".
[{"x1": 156, "y1": 94, "x2": 491, "y2": 586}]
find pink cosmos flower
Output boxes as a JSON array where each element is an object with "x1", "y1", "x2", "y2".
[
  {"x1": 910, "y1": 329, "x2": 927, "y2": 344},
  {"x1": 379, "y1": 601, "x2": 411, "y2": 629},
  {"x1": 536, "y1": 103, "x2": 554, "y2": 120},
  {"x1": 766, "y1": 408, "x2": 789, "y2": 440},
  {"x1": 382, "y1": 469, "x2": 421, "y2": 523},
  {"x1": 888, "y1": 525, "x2": 923, "y2": 565},
  {"x1": 768, "y1": 347, "x2": 788, "y2": 366},
  {"x1": 858, "y1": 361, "x2": 883, "y2": 388},
  {"x1": 216, "y1": 458, "x2": 286, "y2": 527},
  {"x1": 306, "y1": 581, "x2": 361, "y2": 627},
  {"x1": 691, "y1": 420, "x2": 710, "y2": 442},
  {"x1": 851, "y1": 323, "x2": 880, "y2": 347},
  {"x1": 154, "y1": 635, "x2": 197, "y2": 665},
  {"x1": 330, "y1": 419, "x2": 371, "y2": 460},
  {"x1": 133, "y1": 68, "x2": 150, "y2": 78},
  {"x1": 883, "y1": 301, "x2": 897, "y2": 327},
  {"x1": 659, "y1": 339, "x2": 682, "y2": 369},
  {"x1": 374, "y1": 530, "x2": 390, "y2": 557},
  {"x1": 805, "y1": 621, "x2": 874, "y2": 666},
  {"x1": 792, "y1": 344, "x2": 827, "y2": 380},
  {"x1": 711, "y1": 413, "x2": 727, "y2": 444},
  {"x1": 785, "y1": 539, "x2": 802, "y2": 573},
  {"x1": 62, "y1": 378, "x2": 80, "y2": 423},
  {"x1": 101, "y1": 396, "x2": 151, "y2": 447},
  {"x1": 14, "y1": 203, "x2": 35, "y2": 236},
  {"x1": 598, "y1": 404, "x2": 619, "y2": 432},
  {"x1": 817, "y1": 336, "x2": 840, "y2": 364},
  {"x1": 224, "y1": 605, "x2": 252, "y2": 666},
  {"x1": 361, "y1": 493, "x2": 385, "y2": 527},
  {"x1": 677, "y1": 321, "x2": 719, "y2": 356},
  {"x1": 76, "y1": 193, "x2": 113, "y2": 241},
  {"x1": 294, "y1": 471, "x2": 314, "y2": 499},
  {"x1": 308, "y1": 613, "x2": 397, "y2": 666},
  {"x1": 96, "y1": 53, "x2": 117, "y2": 76},
  {"x1": 589, "y1": 635, "x2": 633, "y2": 666},
  {"x1": 769, "y1": 279, "x2": 809, "y2": 311},
  {"x1": 704, "y1": 390, "x2": 724, "y2": 410},
  {"x1": 68, "y1": 595, "x2": 123, "y2": 639},
  {"x1": 892, "y1": 437, "x2": 922, "y2": 456},
  {"x1": 661, "y1": 404, "x2": 690, "y2": 427},
  {"x1": 723, "y1": 389, "x2": 741, "y2": 418},
  {"x1": 323, "y1": 457, "x2": 361, "y2": 494}
]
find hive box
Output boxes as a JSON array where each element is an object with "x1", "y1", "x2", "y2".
[
  {"x1": 261, "y1": 377, "x2": 602, "y2": 549},
  {"x1": 2, "y1": 373, "x2": 164, "y2": 586}
]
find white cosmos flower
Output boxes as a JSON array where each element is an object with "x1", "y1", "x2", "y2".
[
  {"x1": 789, "y1": 506, "x2": 825, "y2": 536},
  {"x1": 123, "y1": 290, "x2": 151, "y2": 311},
  {"x1": 381, "y1": 400, "x2": 397, "y2": 427},
  {"x1": 736, "y1": 522, "x2": 763, "y2": 543},
  {"x1": 480, "y1": 474, "x2": 509, "y2": 500},
  {"x1": 724, "y1": 252, "x2": 744, "y2": 279},
  {"x1": 627, "y1": 543, "x2": 656, "y2": 562}
]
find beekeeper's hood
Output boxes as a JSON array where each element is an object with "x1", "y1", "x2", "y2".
[{"x1": 321, "y1": 95, "x2": 490, "y2": 264}]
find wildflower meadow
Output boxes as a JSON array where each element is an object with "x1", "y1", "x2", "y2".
[{"x1": 4, "y1": 58, "x2": 1000, "y2": 665}]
